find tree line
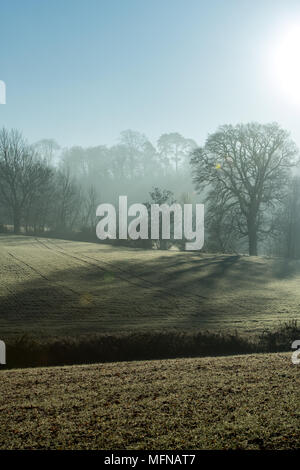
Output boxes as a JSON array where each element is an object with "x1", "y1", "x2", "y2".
[{"x1": 0, "y1": 123, "x2": 300, "y2": 258}]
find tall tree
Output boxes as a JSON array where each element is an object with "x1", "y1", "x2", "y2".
[
  {"x1": 119, "y1": 130, "x2": 148, "y2": 178},
  {"x1": 53, "y1": 168, "x2": 82, "y2": 232},
  {"x1": 272, "y1": 176, "x2": 300, "y2": 259},
  {"x1": 158, "y1": 133, "x2": 197, "y2": 173},
  {"x1": 191, "y1": 122, "x2": 298, "y2": 255},
  {"x1": 0, "y1": 128, "x2": 53, "y2": 234},
  {"x1": 33, "y1": 139, "x2": 60, "y2": 165},
  {"x1": 81, "y1": 185, "x2": 98, "y2": 232}
]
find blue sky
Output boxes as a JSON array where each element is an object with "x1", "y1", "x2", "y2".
[{"x1": 1, "y1": 0, "x2": 300, "y2": 148}]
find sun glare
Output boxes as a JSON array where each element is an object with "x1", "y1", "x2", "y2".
[{"x1": 271, "y1": 23, "x2": 300, "y2": 105}]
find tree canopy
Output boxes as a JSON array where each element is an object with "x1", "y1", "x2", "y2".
[{"x1": 191, "y1": 122, "x2": 299, "y2": 255}]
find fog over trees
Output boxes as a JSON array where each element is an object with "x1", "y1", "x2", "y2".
[
  {"x1": 191, "y1": 123, "x2": 299, "y2": 255},
  {"x1": 0, "y1": 123, "x2": 299, "y2": 258}
]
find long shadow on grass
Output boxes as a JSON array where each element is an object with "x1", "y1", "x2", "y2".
[{"x1": 1, "y1": 249, "x2": 300, "y2": 340}]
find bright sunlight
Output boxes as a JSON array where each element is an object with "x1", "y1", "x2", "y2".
[{"x1": 271, "y1": 22, "x2": 300, "y2": 105}]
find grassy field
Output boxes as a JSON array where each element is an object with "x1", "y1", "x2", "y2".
[
  {"x1": 1, "y1": 235, "x2": 300, "y2": 450},
  {"x1": 0, "y1": 352, "x2": 299, "y2": 450},
  {"x1": 1, "y1": 234, "x2": 300, "y2": 338}
]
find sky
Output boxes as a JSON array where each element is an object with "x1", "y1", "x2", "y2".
[{"x1": 2, "y1": 0, "x2": 300, "y2": 149}]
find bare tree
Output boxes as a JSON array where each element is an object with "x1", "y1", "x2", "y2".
[
  {"x1": 271, "y1": 176, "x2": 300, "y2": 259},
  {"x1": 23, "y1": 165, "x2": 55, "y2": 234},
  {"x1": 53, "y1": 168, "x2": 82, "y2": 232},
  {"x1": 33, "y1": 139, "x2": 60, "y2": 165},
  {"x1": 119, "y1": 130, "x2": 148, "y2": 178},
  {"x1": 191, "y1": 122, "x2": 298, "y2": 255},
  {"x1": 0, "y1": 128, "x2": 53, "y2": 234},
  {"x1": 158, "y1": 133, "x2": 197, "y2": 173},
  {"x1": 81, "y1": 185, "x2": 98, "y2": 232},
  {"x1": 204, "y1": 189, "x2": 240, "y2": 253}
]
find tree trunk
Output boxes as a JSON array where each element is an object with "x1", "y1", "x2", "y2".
[
  {"x1": 248, "y1": 227, "x2": 257, "y2": 256},
  {"x1": 13, "y1": 209, "x2": 21, "y2": 234}
]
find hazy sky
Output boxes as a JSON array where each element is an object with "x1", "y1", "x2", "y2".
[{"x1": 2, "y1": 0, "x2": 300, "y2": 149}]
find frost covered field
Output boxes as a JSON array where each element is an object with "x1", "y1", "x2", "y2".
[
  {"x1": 0, "y1": 353, "x2": 299, "y2": 450},
  {"x1": 1, "y1": 236, "x2": 300, "y2": 449},
  {"x1": 1, "y1": 234, "x2": 300, "y2": 338}
]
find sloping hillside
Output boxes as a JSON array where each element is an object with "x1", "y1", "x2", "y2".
[{"x1": 1, "y1": 235, "x2": 300, "y2": 337}]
